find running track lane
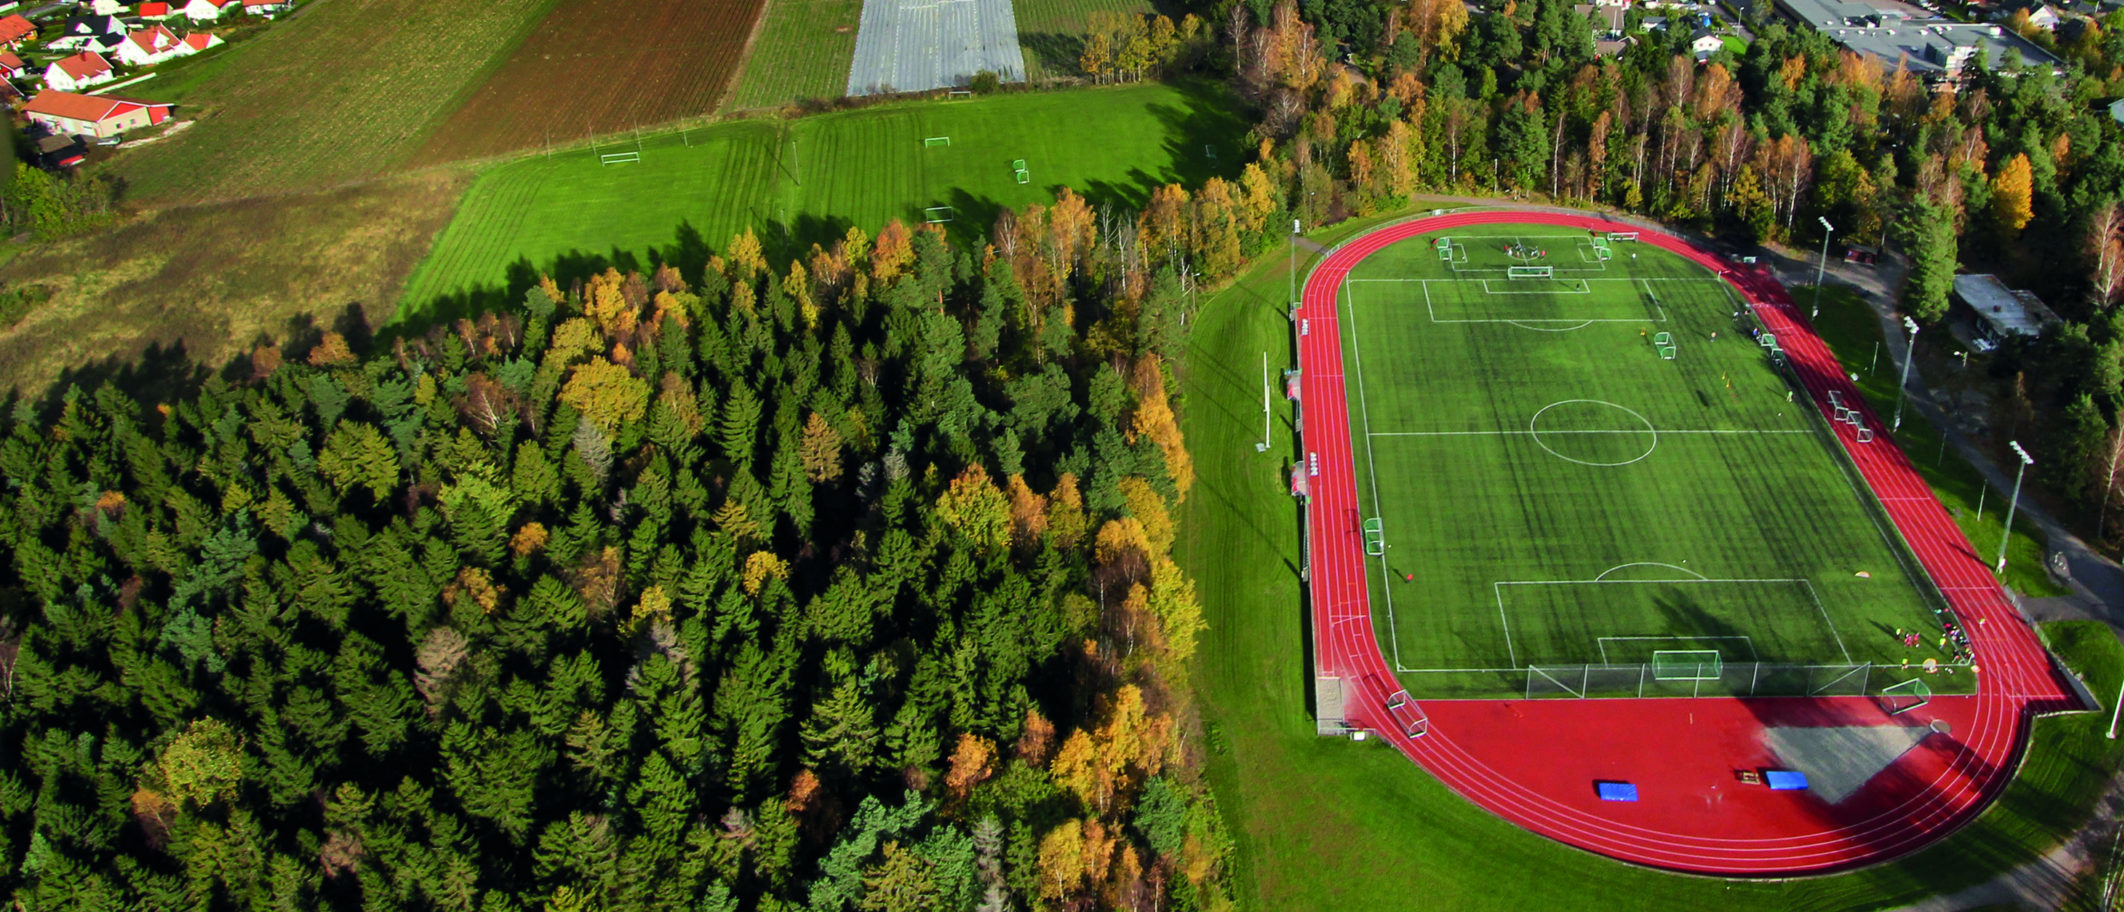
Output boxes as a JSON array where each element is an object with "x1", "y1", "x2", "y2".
[{"x1": 1296, "y1": 211, "x2": 2084, "y2": 875}]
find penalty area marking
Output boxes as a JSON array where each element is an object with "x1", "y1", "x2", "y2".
[
  {"x1": 1596, "y1": 635, "x2": 1759, "y2": 664},
  {"x1": 1490, "y1": 577, "x2": 1851, "y2": 668}
]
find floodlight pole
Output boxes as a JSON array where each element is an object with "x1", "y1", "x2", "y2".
[
  {"x1": 2108, "y1": 674, "x2": 2124, "y2": 739},
  {"x1": 1258, "y1": 352, "x2": 1271, "y2": 453},
  {"x1": 1812, "y1": 217, "x2": 1834, "y2": 319},
  {"x1": 1997, "y1": 440, "x2": 2033, "y2": 573},
  {"x1": 1288, "y1": 218, "x2": 1300, "y2": 308},
  {"x1": 1892, "y1": 316, "x2": 1918, "y2": 431}
]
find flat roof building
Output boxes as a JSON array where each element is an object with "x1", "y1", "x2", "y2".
[
  {"x1": 1954, "y1": 274, "x2": 2059, "y2": 340},
  {"x1": 1775, "y1": 0, "x2": 2060, "y2": 77}
]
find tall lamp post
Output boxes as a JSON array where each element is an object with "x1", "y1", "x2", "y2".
[
  {"x1": 1812, "y1": 216, "x2": 1835, "y2": 319},
  {"x1": 1892, "y1": 315, "x2": 1918, "y2": 430},
  {"x1": 1997, "y1": 440, "x2": 2034, "y2": 573}
]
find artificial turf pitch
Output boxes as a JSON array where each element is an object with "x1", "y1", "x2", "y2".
[{"x1": 1339, "y1": 226, "x2": 1957, "y2": 698}]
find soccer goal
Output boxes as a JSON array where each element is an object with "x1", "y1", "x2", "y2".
[
  {"x1": 946, "y1": 89, "x2": 973, "y2": 99},
  {"x1": 1607, "y1": 231, "x2": 1639, "y2": 242},
  {"x1": 1437, "y1": 239, "x2": 1455, "y2": 261},
  {"x1": 1385, "y1": 690, "x2": 1429, "y2": 738},
  {"x1": 924, "y1": 136, "x2": 951, "y2": 147},
  {"x1": 599, "y1": 152, "x2": 641, "y2": 166},
  {"x1": 1362, "y1": 517, "x2": 1386, "y2": 557},
  {"x1": 924, "y1": 206, "x2": 955, "y2": 224},
  {"x1": 1507, "y1": 266, "x2": 1554, "y2": 279},
  {"x1": 1652, "y1": 650, "x2": 1723, "y2": 681},
  {"x1": 1878, "y1": 677, "x2": 1931, "y2": 715},
  {"x1": 1015, "y1": 168, "x2": 1030, "y2": 184}
]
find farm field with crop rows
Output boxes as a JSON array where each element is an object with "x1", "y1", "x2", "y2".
[
  {"x1": 413, "y1": 0, "x2": 764, "y2": 162},
  {"x1": 726, "y1": 0, "x2": 863, "y2": 109}
]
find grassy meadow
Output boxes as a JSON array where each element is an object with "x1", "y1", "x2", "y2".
[
  {"x1": 398, "y1": 81, "x2": 1248, "y2": 321},
  {"x1": 1015, "y1": 0, "x2": 1166, "y2": 80},
  {"x1": 1178, "y1": 211, "x2": 2121, "y2": 910}
]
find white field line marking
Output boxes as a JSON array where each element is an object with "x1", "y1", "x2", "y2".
[
  {"x1": 1366, "y1": 429, "x2": 1810, "y2": 437},
  {"x1": 1597, "y1": 634, "x2": 1758, "y2": 664},
  {"x1": 1343, "y1": 279, "x2": 1405, "y2": 671}
]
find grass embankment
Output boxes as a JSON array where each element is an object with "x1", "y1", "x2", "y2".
[
  {"x1": 1178, "y1": 211, "x2": 2120, "y2": 910},
  {"x1": 105, "y1": 0, "x2": 563, "y2": 204},
  {"x1": 399, "y1": 81, "x2": 1247, "y2": 322},
  {"x1": 1799, "y1": 285, "x2": 2067, "y2": 598}
]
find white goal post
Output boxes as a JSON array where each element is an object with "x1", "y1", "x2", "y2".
[
  {"x1": 1507, "y1": 265, "x2": 1554, "y2": 278},
  {"x1": 599, "y1": 152, "x2": 640, "y2": 166},
  {"x1": 1606, "y1": 231, "x2": 1639, "y2": 241}
]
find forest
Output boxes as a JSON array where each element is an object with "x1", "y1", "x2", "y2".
[{"x1": 0, "y1": 211, "x2": 1232, "y2": 910}]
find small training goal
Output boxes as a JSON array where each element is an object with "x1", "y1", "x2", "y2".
[
  {"x1": 1507, "y1": 265, "x2": 1554, "y2": 279},
  {"x1": 599, "y1": 152, "x2": 641, "y2": 166},
  {"x1": 1012, "y1": 158, "x2": 1029, "y2": 184},
  {"x1": 1607, "y1": 231, "x2": 1639, "y2": 242},
  {"x1": 1651, "y1": 650, "x2": 1723, "y2": 681},
  {"x1": 924, "y1": 136, "x2": 952, "y2": 147},
  {"x1": 1878, "y1": 677, "x2": 1931, "y2": 715},
  {"x1": 924, "y1": 206, "x2": 955, "y2": 224}
]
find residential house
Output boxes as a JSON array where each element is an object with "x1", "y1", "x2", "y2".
[
  {"x1": 24, "y1": 90, "x2": 173, "y2": 138},
  {"x1": 43, "y1": 51, "x2": 114, "y2": 91},
  {"x1": 0, "y1": 49, "x2": 25, "y2": 80},
  {"x1": 0, "y1": 13, "x2": 32, "y2": 48},
  {"x1": 182, "y1": 0, "x2": 235, "y2": 20},
  {"x1": 138, "y1": 2, "x2": 173, "y2": 19},
  {"x1": 87, "y1": 0, "x2": 124, "y2": 14},
  {"x1": 180, "y1": 31, "x2": 221, "y2": 53},
  {"x1": 2023, "y1": 3, "x2": 2060, "y2": 27},
  {"x1": 48, "y1": 14, "x2": 126, "y2": 50},
  {"x1": 1690, "y1": 27, "x2": 1726, "y2": 55},
  {"x1": 115, "y1": 24, "x2": 183, "y2": 65}
]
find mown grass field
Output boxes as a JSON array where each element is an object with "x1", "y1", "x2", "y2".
[
  {"x1": 105, "y1": 0, "x2": 564, "y2": 204},
  {"x1": 399, "y1": 81, "x2": 1247, "y2": 320},
  {"x1": 1339, "y1": 229, "x2": 1945, "y2": 698},
  {"x1": 1178, "y1": 211, "x2": 2124, "y2": 910},
  {"x1": 725, "y1": 0, "x2": 863, "y2": 109},
  {"x1": 411, "y1": 0, "x2": 761, "y2": 162},
  {"x1": 1015, "y1": 0, "x2": 1164, "y2": 80}
]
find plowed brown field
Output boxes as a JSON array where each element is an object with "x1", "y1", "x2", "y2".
[{"x1": 413, "y1": 0, "x2": 764, "y2": 163}]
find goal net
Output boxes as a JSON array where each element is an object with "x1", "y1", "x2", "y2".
[
  {"x1": 924, "y1": 136, "x2": 951, "y2": 147},
  {"x1": 599, "y1": 152, "x2": 640, "y2": 166},
  {"x1": 1385, "y1": 690, "x2": 1429, "y2": 737},
  {"x1": 1362, "y1": 517, "x2": 1386, "y2": 557},
  {"x1": 1607, "y1": 231, "x2": 1639, "y2": 242},
  {"x1": 924, "y1": 206, "x2": 955, "y2": 224},
  {"x1": 1878, "y1": 677, "x2": 1931, "y2": 715},
  {"x1": 1507, "y1": 266, "x2": 1554, "y2": 279},
  {"x1": 1651, "y1": 650, "x2": 1722, "y2": 681}
]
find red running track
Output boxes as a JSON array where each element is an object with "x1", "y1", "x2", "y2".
[{"x1": 1297, "y1": 211, "x2": 2084, "y2": 875}]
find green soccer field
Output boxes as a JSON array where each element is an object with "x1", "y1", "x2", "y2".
[
  {"x1": 398, "y1": 81, "x2": 1247, "y2": 319},
  {"x1": 1339, "y1": 226, "x2": 1959, "y2": 698}
]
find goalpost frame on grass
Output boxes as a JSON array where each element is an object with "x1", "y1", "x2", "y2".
[
  {"x1": 1651, "y1": 649, "x2": 1723, "y2": 681},
  {"x1": 924, "y1": 136, "x2": 952, "y2": 147},
  {"x1": 1878, "y1": 676, "x2": 1931, "y2": 715},
  {"x1": 1507, "y1": 265, "x2": 1554, "y2": 279}
]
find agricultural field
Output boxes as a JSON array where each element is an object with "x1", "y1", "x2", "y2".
[
  {"x1": 0, "y1": 173, "x2": 467, "y2": 394},
  {"x1": 412, "y1": 0, "x2": 763, "y2": 162},
  {"x1": 105, "y1": 0, "x2": 563, "y2": 204},
  {"x1": 725, "y1": 0, "x2": 863, "y2": 109},
  {"x1": 1015, "y1": 0, "x2": 1164, "y2": 80},
  {"x1": 398, "y1": 81, "x2": 1247, "y2": 320}
]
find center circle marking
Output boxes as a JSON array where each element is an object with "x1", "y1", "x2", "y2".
[{"x1": 1528, "y1": 399, "x2": 1657, "y2": 466}]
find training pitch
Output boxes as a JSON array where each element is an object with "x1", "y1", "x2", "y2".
[{"x1": 1335, "y1": 225, "x2": 1957, "y2": 699}]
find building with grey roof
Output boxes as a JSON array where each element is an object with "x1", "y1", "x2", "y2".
[{"x1": 1775, "y1": 0, "x2": 2061, "y2": 78}]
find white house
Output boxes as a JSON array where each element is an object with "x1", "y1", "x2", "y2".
[
  {"x1": 44, "y1": 51, "x2": 115, "y2": 91},
  {"x1": 87, "y1": 0, "x2": 125, "y2": 14},
  {"x1": 2025, "y1": 3, "x2": 2061, "y2": 29},
  {"x1": 48, "y1": 14, "x2": 126, "y2": 50},
  {"x1": 1689, "y1": 29, "x2": 1725, "y2": 56},
  {"x1": 115, "y1": 24, "x2": 184, "y2": 66},
  {"x1": 183, "y1": 0, "x2": 236, "y2": 20}
]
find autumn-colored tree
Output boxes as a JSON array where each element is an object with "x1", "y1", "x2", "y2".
[
  {"x1": 560, "y1": 357, "x2": 650, "y2": 434},
  {"x1": 1005, "y1": 473, "x2": 1049, "y2": 547},
  {"x1": 729, "y1": 227, "x2": 768, "y2": 280},
  {"x1": 157, "y1": 719, "x2": 244, "y2": 809},
  {"x1": 584, "y1": 269, "x2": 639, "y2": 341},
  {"x1": 1093, "y1": 517, "x2": 1152, "y2": 586},
  {"x1": 1038, "y1": 819, "x2": 1087, "y2": 901},
  {"x1": 800, "y1": 412, "x2": 844, "y2": 482},
  {"x1": 309, "y1": 331, "x2": 357, "y2": 367},
  {"x1": 871, "y1": 220, "x2": 913, "y2": 283},
  {"x1": 2088, "y1": 202, "x2": 2124, "y2": 307},
  {"x1": 1118, "y1": 477, "x2": 1173, "y2": 555},
  {"x1": 742, "y1": 551, "x2": 790, "y2": 596},
  {"x1": 1047, "y1": 473, "x2": 1088, "y2": 548},
  {"x1": 943, "y1": 733, "x2": 995, "y2": 798},
  {"x1": 1991, "y1": 153, "x2": 2034, "y2": 234},
  {"x1": 935, "y1": 463, "x2": 1012, "y2": 555}
]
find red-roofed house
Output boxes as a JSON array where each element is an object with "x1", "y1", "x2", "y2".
[
  {"x1": 0, "y1": 50, "x2": 25, "y2": 80},
  {"x1": 181, "y1": 32, "x2": 224, "y2": 54},
  {"x1": 25, "y1": 91, "x2": 174, "y2": 139},
  {"x1": 0, "y1": 14, "x2": 35, "y2": 49},
  {"x1": 140, "y1": 2, "x2": 174, "y2": 20},
  {"x1": 116, "y1": 24, "x2": 184, "y2": 65},
  {"x1": 183, "y1": 0, "x2": 236, "y2": 21},
  {"x1": 44, "y1": 52, "x2": 117, "y2": 92},
  {"x1": 243, "y1": 0, "x2": 292, "y2": 13}
]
